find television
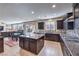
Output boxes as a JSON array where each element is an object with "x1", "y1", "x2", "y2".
[
  {"x1": 38, "y1": 22, "x2": 44, "y2": 30},
  {"x1": 0, "y1": 26, "x2": 4, "y2": 31}
]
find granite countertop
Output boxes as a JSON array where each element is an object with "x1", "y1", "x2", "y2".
[
  {"x1": 20, "y1": 33, "x2": 44, "y2": 40},
  {"x1": 60, "y1": 34, "x2": 79, "y2": 56}
]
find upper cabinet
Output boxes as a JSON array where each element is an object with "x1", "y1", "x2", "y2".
[
  {"x1": 67, "y1": 12, "x2": 74, "y2": 30},
  {"x1": 57, "y1": 20, "x2": 64, "y2": 29},
  {"x1": 73, "y1": 3, "x2": 79, "y2": 18},
  {"x1": 67, "y1": 12, "x2": 73, "y2": 18},
  {"x1": 73, "y1": 3, "x2": 79, "y2": 29}
]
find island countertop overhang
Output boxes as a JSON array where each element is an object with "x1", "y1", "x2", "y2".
[{"x1": 19, "y1": 33, "x2": 45, "y2": 40}]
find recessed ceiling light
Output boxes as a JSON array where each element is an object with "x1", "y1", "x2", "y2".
[
  {"x1": 52, "y1": 5, "x2": 56, "y2": 8},
  {"x1": 32, "y1": 11, "x2": 34, "y2": 14}
]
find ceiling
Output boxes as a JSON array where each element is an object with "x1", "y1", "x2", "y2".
[{"x1": 0, "y1": 3, "x2": 72, "y2": 24}]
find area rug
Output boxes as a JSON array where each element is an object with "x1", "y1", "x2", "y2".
[{"x1": 5, "y1": 39, "x2": 18, "y2": 47}]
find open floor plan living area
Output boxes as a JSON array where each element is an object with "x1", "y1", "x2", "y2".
[{"x1": 0, "y1": 3, "x2": 79, "y2": 56}]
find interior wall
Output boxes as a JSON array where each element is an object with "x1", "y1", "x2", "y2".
[
  {"x1": 19, "y1": 17, "x2": 64, "y2": 34},
  {"x1": 23, "y1": 21, "x2": 37, "y2": 33},
  {"x1": 30, "y1": 17, "x2": 64, "y2": 33},
  {"x1": 5, "y1": 24, "x2": 12, "y2": 31},
  {"x1": 3, "y1": 17, "x2": 64, "y2": 34},
  {"x1": 75, "y1": 18, "x2": 79, "y2": 29},
  {"x1": 0, "y1": 20, "x2": 6, "y2": 31}
]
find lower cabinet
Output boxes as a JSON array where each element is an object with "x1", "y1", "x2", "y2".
[
  {"x1": 19, "y1": 37, "x2": 24, "y2": 48},
  {"x1": 24, "y1": 39, "x2": 29, "y2": 51},
  {"x1": 60, "y1": 37, "x2": 72, "y2": 56},
  {"x1": 19, "y1": 37, "x2": 29, "y2": 50},
  {"x1": 29, "y1": 37, "x2": 44, "y2": 54},
  {"x1": 63, "y1": 45, "x2": 72, "y2": 56},
  {"x1": 45, "y1": 33, "x2": 60, "y2": 42},
  {"x1": 29, "y1": 39, "x2": 37, "y2": 54},
  {"x1": 19, "y1": 36, "x2": 44, "y2": 54},
  {"x1": 0, "y1": 37, "x2": 4, "y2": 53},
  {"x1": 37, "y1": 36, "x2": 44, "y2": 53}
]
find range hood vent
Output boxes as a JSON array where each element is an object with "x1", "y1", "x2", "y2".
[{"x1": 67, "y1": 16, "x2": 74, "y2": 22}]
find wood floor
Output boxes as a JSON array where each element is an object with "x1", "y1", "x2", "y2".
[{"x1": 0, "y1": 38, "x2": 63, "y2": 56}]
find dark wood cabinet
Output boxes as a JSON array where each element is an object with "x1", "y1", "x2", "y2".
[
  {"x1": 57, "y1": 20, "x2": 64, "y2": 29},
  {"x1": 19, "y1": 37, "x2": 24, "y2": 48},
  {"x1": 19, "y1": 37, "x2": 29, "y2": 50},
  {"x1": 23, "y1": 38, "x2": 29, "y2": 50},
  {"x1": 37, "y1": 36, "x2": 44, "y2": 54},
  {"x1": 45, "y1": 33, "x2": 60, "y2": 42},
  {"x1": 60, "y1": 36, "x2": 72, "y2": 56},
  {"x1": 73, "y1": 3, "x2": 79, "y2": 18},
  {"x1": 19, "y1": 35, "x2": 44, "y2": 54},
  {"x1": 29, "y1": 39, "x2": 37, "y2": 53},
  {"x1": 0, "y1": 37, "x2": 4, "y2": 53},
  {"x1": 67, "y1": 12, "x2": 73, "y2": 18},
  {"x1": 29, "y1": 36, "x2": 44, "y2": 54}
]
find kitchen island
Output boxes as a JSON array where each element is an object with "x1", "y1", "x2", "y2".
[{"x1": 19, "y1": 33, "x2": 44, "y2": 54}]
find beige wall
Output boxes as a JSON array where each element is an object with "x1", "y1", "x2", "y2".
[
  {"x1": 35, "y1": 18, "x2": 63, "y2": 33},
  {"x1": 23, "y1": 17, "x2": 63, "y2": 34},
  {"x1": 0, "y1": 20, "x2": 7, "y2": 31},
  {"x1": 3, "y1": 17, "x2": 64, "y2": 33}
]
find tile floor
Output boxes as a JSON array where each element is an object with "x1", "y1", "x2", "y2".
[{"x1": 0, "y1": 38, "x2": 63, "y2": 56}]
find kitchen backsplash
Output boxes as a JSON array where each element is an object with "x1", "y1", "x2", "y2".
[
  {"x1": 75, "y1": 18, "x2": 79, "y2": 29},
  {"x1": 64, "y1": 30, "x2": 79, "y2": 38}
]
